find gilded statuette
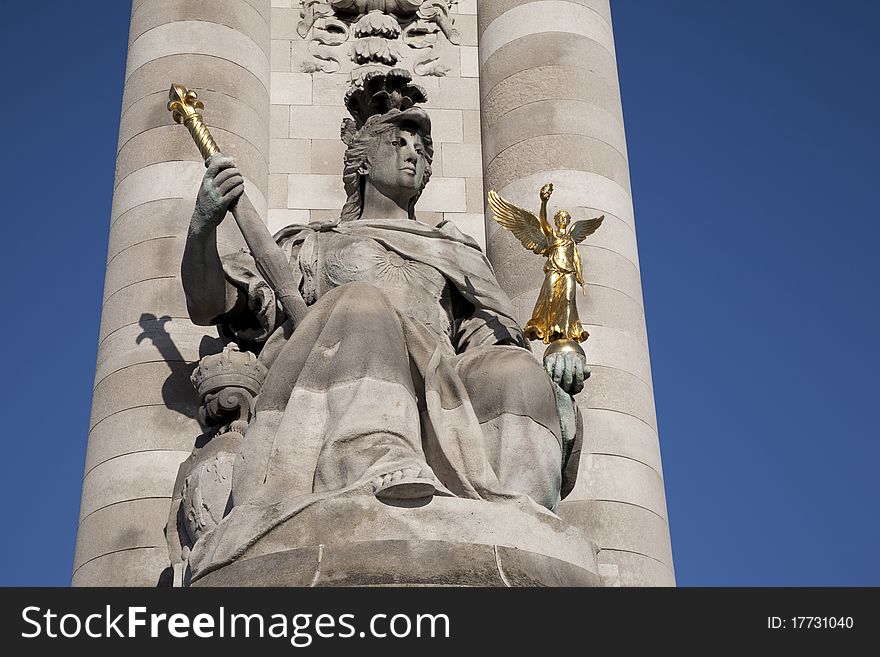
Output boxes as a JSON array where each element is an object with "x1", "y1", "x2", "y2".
[{"x1": 488, "y1": 183, "x2": 603, "y2": 358}]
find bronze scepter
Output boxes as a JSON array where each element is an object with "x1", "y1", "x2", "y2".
[{"x1": 167, "y1": 83, "x2": 308, "y2": 325}]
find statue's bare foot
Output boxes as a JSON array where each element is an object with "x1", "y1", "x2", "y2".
[{"x1": 373, "y1": 467, "x2": 436, "y2": 501}]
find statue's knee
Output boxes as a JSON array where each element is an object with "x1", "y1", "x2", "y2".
[
  {"x1": 495, "y1": 349, "x2": 546, "y2": 390},
  {"x1": 324, "y1": 282, "x2": 392, "y2": 317},
  {"x1": 463, "y1": 347, "x2": 555, "y2": 421},
  {"x1": 334, "y1": 281, "x2": 376, "y2": 298}
]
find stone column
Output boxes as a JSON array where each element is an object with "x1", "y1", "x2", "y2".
[
  {"x1": 73, "y1": 0, "x2": 271, "y2": 586},
  {"x1": 479, "y1": 0, "x2": 674, "y2": 586}
]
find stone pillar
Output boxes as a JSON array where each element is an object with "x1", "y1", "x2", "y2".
[
  {"x1": 479, "y1": 0, "x2": 674, "y2": 586},
  {"x1": 73, "y1": 0, "x2": 271, "y2": 586}
]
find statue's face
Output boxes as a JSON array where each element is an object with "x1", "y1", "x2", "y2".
[
  {"x1": 554, "y1": 210, "x2": 570, "y2": 230},
  {"x1": 366, "y1": 127, "x2": 429, "y2": 200}
]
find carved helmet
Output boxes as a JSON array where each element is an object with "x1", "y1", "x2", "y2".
[{"x1": 339, "y1": 69, "x2": 434, "y2": 222}]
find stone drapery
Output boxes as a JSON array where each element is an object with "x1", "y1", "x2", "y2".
[{"x1": 188, "y1": 218, "x2": 581, "y2": 579}]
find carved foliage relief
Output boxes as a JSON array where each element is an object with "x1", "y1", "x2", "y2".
[{"x1": 298, "y1": 0, "x2": 461, "y2": 77}]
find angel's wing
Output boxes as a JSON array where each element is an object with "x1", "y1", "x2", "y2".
[
  {"x1": 487, "y1": 190, "x2": 549, "y2": 254},
  {"x1": 568, "y1": 216, "x2": 605, "y2": 244}
]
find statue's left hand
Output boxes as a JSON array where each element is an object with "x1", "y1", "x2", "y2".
[{"x1": 544, "y1": 351, "x2": 589, "y2": 395}]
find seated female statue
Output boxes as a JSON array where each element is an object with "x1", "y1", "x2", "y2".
[{"x1": 179, "y1": 72, "x2": 587, "y2": 576}]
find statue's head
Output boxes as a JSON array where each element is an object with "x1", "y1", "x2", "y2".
[
  {"x1": 339, "y1": 68, "x2": 434, "y2": 222},
  {"x1": 340, "y1": 108, "x2": 434, "y2": 222},
  {"x1": 554, "y1": 209, "x2": 571, "y2": 231}
]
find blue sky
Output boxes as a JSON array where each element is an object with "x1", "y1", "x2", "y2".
[{"x1": 1, "y1": 1, "x2": 877, "y2": 586}]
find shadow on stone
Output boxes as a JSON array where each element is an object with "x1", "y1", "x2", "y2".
[
  {"x1": 378, "y1": 496, "x2": 433, "y2": 509},
  {"x1": 135, "y1": 313, "x2": 223, "y2": 420}
]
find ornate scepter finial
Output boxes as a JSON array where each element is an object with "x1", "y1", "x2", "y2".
[
  {"x1": 166, "y1": 81, "x2": 309, "y2": 326},
  {"x1": 167, "y1": 83, "x2": 220, "y2": 163}
]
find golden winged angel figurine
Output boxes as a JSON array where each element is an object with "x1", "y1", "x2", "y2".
[{"x1": 488, "y1": 183, "x2": 604, "y2": 351}]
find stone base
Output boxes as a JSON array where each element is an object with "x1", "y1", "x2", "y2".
[{"x1": 192, "y1": 497, "x2": 600, "y2": 587}]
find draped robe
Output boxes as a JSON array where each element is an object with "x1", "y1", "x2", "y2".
[
  {"x1": 524, "y1": 234, "x2": 589, "y2": 343},
  {"x1": 188, "y1": 218, "x2": 582, "y2": 578}
]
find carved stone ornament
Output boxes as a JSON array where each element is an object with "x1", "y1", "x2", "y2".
[
  {"x1": 165, "y1": 343, "x2": 268, "y2": 586},
  {"x1": 298, "y1": 0, "x2": 460, "y2": 76},
  {"x1": 190, "y1": 342, "x2": 268, "y2": 434}
]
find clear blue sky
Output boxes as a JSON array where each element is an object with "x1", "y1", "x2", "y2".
[{"x1": 0, "y1": 1, "x2": 877, "y2": 586}]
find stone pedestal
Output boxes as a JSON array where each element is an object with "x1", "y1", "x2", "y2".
[{"x1": 192, "y1": 497, "x2": 600, "y2": 587}]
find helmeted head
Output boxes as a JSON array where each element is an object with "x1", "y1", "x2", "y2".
[
  {"x1": 340, "y1": 108, "x2": 434, "y2": 222},
  {"x1": 554, "y1": 209, "x2": 571, "y2": 231},
  {"x1": 338, "y1": 69, "x2": 434, "y2": 222}
]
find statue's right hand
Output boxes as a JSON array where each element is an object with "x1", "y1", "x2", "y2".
[{"x1": 192, "y1": 155, "x2": 245, "y2": 232}]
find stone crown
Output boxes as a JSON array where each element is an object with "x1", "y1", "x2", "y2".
[{"x1": 190, "y1": 343, "x2": 268, "y2": 399}]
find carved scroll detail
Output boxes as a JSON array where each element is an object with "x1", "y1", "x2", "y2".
[{"x1": 297, "y1": 0, "x2": 460, "y2": 77}]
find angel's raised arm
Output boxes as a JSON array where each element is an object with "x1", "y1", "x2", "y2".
[{"x1": 538, "y1": 183, "x2": 554, "y2": 239}]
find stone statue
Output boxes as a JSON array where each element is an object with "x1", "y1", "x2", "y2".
[
  {"x1": 173, "y1": 70, "x2": 589, "y2": 583},
  {"x1": 487, "y1": 185, "x2": 604, "y2": 346}
]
